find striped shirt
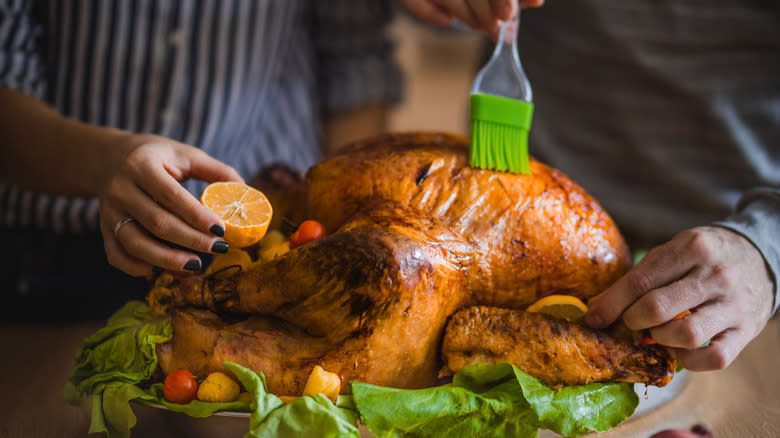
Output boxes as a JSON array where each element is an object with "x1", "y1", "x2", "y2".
[
  {"x1": 519, "y1": 0, "x2": 780, "y2": 311},
  {"x1": 0, "y1": 0, "x2": 401, "y2": 233}
]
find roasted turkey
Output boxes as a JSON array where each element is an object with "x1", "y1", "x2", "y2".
[{"x1": 149, "y1": 132, "x2": 675, "y2": 395}]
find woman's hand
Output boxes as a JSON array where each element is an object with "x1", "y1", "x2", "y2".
[
  {"x1": 98, "y1": 134, "x2": 243, "y2": 276},
  {"x1": 585, "y1": 226, "x2": 775, "y2": 371},
  {"x1": 400, "y1": 0, "x2": 544, "y2": 36}
]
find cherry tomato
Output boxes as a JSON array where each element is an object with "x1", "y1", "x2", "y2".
[
  {"x1": 163, "y1": 369, "x2": 198, "y2": 404},
  {"x1": 290, "y1": 220, "x2": 326, "y2": 249},
  {"x1": 289, "y1": 230, "x2": 301, "y2": 249},
  {"x1": 638, "y1": 334, "x2": 657, "y2": 345},
  {"x1": 637, "y1": 310, "x2": 690, "y2": 345}
]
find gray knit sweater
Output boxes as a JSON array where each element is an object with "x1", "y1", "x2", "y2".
[{"x1": 518, "y1": 0, "x2": 779, "y2": 312}]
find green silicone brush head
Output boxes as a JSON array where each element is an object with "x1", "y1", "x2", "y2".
[
  {"x1": 470, "y1": 93, "x2": 534, "y2": 173},
  {"x1": 469, "y1": 8, "x2": 534, "y2": 174}
]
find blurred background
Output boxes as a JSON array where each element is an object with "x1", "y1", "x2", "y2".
[{"x1": 388, "y1": 14, "x2": 483, "y2": 134}]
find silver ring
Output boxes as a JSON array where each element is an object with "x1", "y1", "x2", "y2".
[{"x1": 113, "y1": 216, "x2": 136, "y2": 238}]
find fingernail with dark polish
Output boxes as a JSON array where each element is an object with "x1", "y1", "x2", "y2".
[
  {"x1": 211, "y1": 241, "x2": 229, "y2": 254},
  {"x1": 183, "y1": 259, "x2": 201, "y2": 271},
  {"x1": 210, "y1": 224, "x2": 225, "y2": 237},
  {"x1": 152, "y1": 266, "x2": 164, "y2": 275}
]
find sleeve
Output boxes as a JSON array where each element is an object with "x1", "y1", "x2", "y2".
[
  {"x1": 313, "y1": 0, "x2": 403, "y2": 114},
  {"x1": 0, "y1": 0, "x2": 46, "y2": 98},
  {"x1": 713, "y1": 188, "x2": 780, "y2": 315}
]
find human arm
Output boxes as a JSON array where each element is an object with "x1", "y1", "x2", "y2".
[
  {"x1": 400, "y1": 0, "x2": 544, "y2": 38},
  {"x1": 585, "y1": 190, "x2": 780, "y2": 371},
  {"x1": 0, "y1": 87, "x2": 243, "y2": 275}
]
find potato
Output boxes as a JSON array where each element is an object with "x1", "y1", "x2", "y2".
[
  {"x1": 257, "y1": 230, "x2": 290, "y2": 261},
  {"x1": 197, "y1": 372, "x2": 241, "y2": 403},
  {"x1": 279, "y1": 395, "x2": 299, "y2": 404},
  {"x1": 237, "y1": 392, "x2": 252, "y2": 404},
  {"x1": 302, "y1": 365, "x2": 341, "y2": 402},
  {"x1": 204, "y1": 248, "x2": 253, "y2": 277}
]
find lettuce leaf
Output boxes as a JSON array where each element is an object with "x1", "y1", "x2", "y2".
[
  {"x1": 65, "y1": 301, "x2": 172, "y2": 438},
  {"x1": 248, "y1": 394, "x2": 360, "y2": 438},
  {"x1": 460, "y1": 363, "x2": 639, "y2": 437},
  {"x1": 66, "y1": 302, "x2": 639, "y2": 438},
  {"x1": 351, "y1": 381, "x2": 539, "y2": 437},
  {"x1": 142, "y1": 383, "x2": 251, "y2": 416},
  {"x1": 67, "y1": 301, "x2": 171, "y2": 392},
  {"x1": 353, "y1": 362, "x2": 638, "y2": 438},
  {"x1": 224, "y1": 362, "x2": 360, "y2": 438}
]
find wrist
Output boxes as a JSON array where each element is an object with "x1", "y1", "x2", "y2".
[{"x1": 75, "y1": 125, "x2": 135, "y2": 196}]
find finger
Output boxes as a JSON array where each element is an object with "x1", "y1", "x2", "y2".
[
  {"x1": 118, "y1": 222, "x2": 204, "y2": 272},
  {"x1": 622, "y1": 266, "x2": 711, "y2": 330},
  {"x1": 182, "y1": 147, "x2": 244, "y2": 184},
  {"x1": 401, "y1": 0, "x2": 452, "y2": 26},
  {"x1": 649, "y1": 301, "x2": 734, "y2": 348},
  {"x1": 490, "y1": 0, "x2": 516, "y2": 21},
  {"x1": 585, "y1": 239, "x2": 694, "y2": 328},
  {"x1": 468, "y1": 0, "x2": 499, "y2": 33},
  {"x1": 99, "y1": 208, "x2": 154, "y2": 277},
  {"x1": 108, "y1": 209, "x2": 204, "y2": 272},
  {"x1": 434, "y1": 0, "x2": 479, "y2": 28},
  {"x1": 520, "y1": 0, "x2": 544, "y2": 7},
  {"x1": 112, "y1": 179, "x2": 228, "y2": 255},
  {"x1": 667, "y1": 327, "x2": 747, "y2": 371},
  {"x1": 132, "y1": 161, "x2": 226, "y2": 237}
]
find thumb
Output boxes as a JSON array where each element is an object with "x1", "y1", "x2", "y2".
[
  {"x1": 490, "y1": 0, "x2": 516, "y2": 21},
  {"x1": 184, "y1": 147, "x2": 244, "y2": 184},
  {"x1": 520, "y1": 0, "x2": 545, "y2": 8}
]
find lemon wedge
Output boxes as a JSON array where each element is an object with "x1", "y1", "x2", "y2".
[{"x1": 526, "y1": 295, "x2": 588, "y2": 323}]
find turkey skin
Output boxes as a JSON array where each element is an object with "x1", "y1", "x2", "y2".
[{"x1": 149, "y1": 132, "x2": 674, "y2": 394}]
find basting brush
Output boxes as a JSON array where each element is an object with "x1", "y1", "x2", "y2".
[{"x1": 470, "y1": 8, "x2": 534, "y2": 174}]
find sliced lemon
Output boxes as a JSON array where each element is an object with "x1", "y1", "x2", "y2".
[
  {"x1": 526, "y1": 295, "x2": 589, "y2": 323},
  {"x1": 201, "y1": 182, "x2": 273, "y2": 248}
]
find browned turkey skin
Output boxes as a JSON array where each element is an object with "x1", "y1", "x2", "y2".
[
  {"x1": 149, "y1": 132, "x2": 674, "y2": 395},
  {"x1": 442, "y1": 306, "x2": 675, "y2": 388}
]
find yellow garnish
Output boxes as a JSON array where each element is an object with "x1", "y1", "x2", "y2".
[
  {"x1": 204, "y1": 247, "x2": 253, "y2": 277},
  {"x1": 196, "y1": 372, "x2": 241, "y2": 403},
  {"x1": 526, "y1": 295, "x2": 589, "y2": 323},
  {"x1": 302, "y1": 365, "x2": 341, "y2": 402}
]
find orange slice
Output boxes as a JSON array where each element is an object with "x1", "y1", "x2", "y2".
[
  {"x1": 526, "y1": 295, "x2": 589, "y2": 323},
  {"x1": 201, "y1": 182, "x2": 273, "y2": 248}
]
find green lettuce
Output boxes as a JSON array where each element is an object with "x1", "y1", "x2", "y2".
[
  {"x1": 66, "y1": 302, "x2": 639, "y2": 438},
  {"x1": 65, "y1": 301, "x2": 173, "y2": 438},
  {"x1": 225, "y1": 361, "x2": 360, "y2": 438},
  {"x1": 352, "y1": 362, "x2": 638, "y2": 438}
]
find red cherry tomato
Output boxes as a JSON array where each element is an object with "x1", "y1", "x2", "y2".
[
  {"x1": 638, "y1": 311, "x2": 690, "y2": 346},
  {"x1": 163, "y1": 369, "x2": 198, "y2": 404},
  {"x1": 290, "y1": 220, "x2": 326, "y2": 249},
  {"x1": 638, "y1": 335, "x2": 657, "y2": 345},
  {"x1": 289, "y1": 230, "x2": 301, "y2": 249}
]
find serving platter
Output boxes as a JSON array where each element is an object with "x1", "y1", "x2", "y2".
[{"x1": 132, "y1": 371, "x2": 689, "y2": 438}]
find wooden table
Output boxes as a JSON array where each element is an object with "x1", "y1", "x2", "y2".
[{"x1": 1, "y1": 317, "x2": 778, "y2": 438}]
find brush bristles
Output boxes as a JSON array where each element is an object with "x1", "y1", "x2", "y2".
[{"x1": 470, "y1": 120, "x2": 530, "y2": 174}]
